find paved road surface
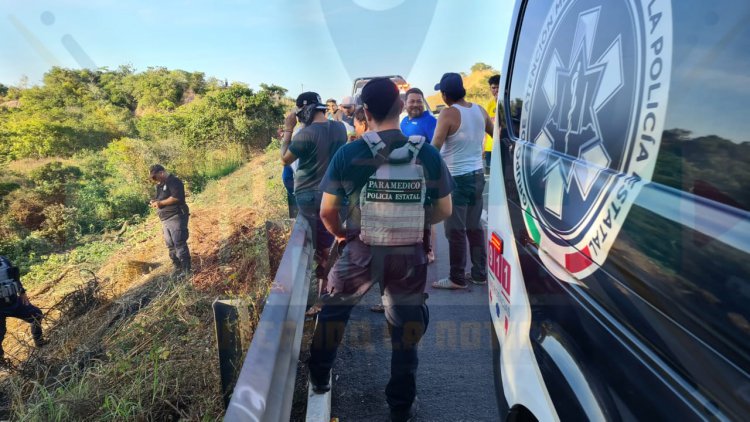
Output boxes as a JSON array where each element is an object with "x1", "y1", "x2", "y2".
[{"x1": 328, "y1": 179, "x2": 498, "y2": 421}]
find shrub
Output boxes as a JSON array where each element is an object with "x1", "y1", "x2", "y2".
[
  {"x1": 38, "y1": 204, "x2": 80, "y2": 247},
  {"x1": 29, "y1": 161, "x2": 83, "y2": 205},
  {"x1": 0, "y1": 182, "x2": 20, "y2": 198},
  {"x1": 0, "y1": 232, "x2": 55, "y2": 274},
  {"x1": 29, "y1": 161, "x2": 83, "y2": 184},
  {"x1": 108, "y1": 186, "x2": 149, "y2": 221},
  {"x1": 7, "y1": 190, "x2": 47, "y2": 231}
]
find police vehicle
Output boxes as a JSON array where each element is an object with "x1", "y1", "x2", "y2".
[{"x1": 487, "y1": 0, "x2": 750, "y2": 420}]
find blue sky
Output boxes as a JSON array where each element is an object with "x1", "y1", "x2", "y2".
[{"x1": 0, "y1": 0, "x2": 514, "y2": 100}]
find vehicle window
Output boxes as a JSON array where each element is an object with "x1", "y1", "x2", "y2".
[
  {"x1": 507, "y1": 0, "x2": 750, "y2": 210},
  {"x1": 652, "y1": 2, "x2": 750, "y2": 211},
  {"x1": 615, "y1": 0, "x2": 750, "y2": 371},
  {"x1": 506, "y1": 0, "x2": 552, "y2": 139}
]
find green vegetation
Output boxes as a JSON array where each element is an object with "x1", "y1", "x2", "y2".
[
  {"x1": 1, "y1": 148, "x2": 289, "y2": 420},
  {"x1": 0, "y1": 66, "x2": 287, "y2": 274},
  {"x1": 0, "y1": 63, "x2": 291, "y2": 419}
]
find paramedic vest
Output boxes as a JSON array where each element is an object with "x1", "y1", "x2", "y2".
[
  {"x1": 359, "y1": 132, "x2": 427, "y2": 246},
  {"x1": 0, "y1": 256, "x2": 20, "y2": 306}
]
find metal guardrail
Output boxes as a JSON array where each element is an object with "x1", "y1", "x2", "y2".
[{"x1": 224, "y1": 218, "x2": 313, "y2": 421}]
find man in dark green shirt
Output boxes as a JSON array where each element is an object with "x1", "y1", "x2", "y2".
[{"x1": 149, "y1": 164, "x2": 191, "y2": 277}]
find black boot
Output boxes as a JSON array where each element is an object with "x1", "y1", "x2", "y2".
[
  {"x1": 390, "y1": 397, "x2": 419, "y2": 422},
  {"x1": 180, "y1": 259, "x2": 192, "y2": 279}
]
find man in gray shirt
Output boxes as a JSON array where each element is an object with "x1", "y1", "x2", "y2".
[{"x1": 281, "y1": 92, "x2": 347, "y2": 282}]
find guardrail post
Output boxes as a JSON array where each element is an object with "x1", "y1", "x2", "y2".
[{"x1": 213, "y1": 298, "x2": 252, "y2": 409}]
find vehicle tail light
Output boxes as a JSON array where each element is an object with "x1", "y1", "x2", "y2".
[{"x1": 490, "y1": 232, "x2": 503, "y2": 254}]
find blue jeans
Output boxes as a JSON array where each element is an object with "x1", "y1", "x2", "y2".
[
  {"x1": 295, "y1": 190, "x2": 334, "y2": 278},
  {"x1": 282, "y1": 166, "x2": 297, "y2": 218}
]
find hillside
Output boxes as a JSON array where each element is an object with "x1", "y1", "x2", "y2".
[{"x1": 0, "y1": 146, "x2": 289, "y2": 420}]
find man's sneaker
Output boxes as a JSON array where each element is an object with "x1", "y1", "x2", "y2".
[
  {"x1": 468, "y1": 273, "x2": 487, "y2": 285},
  {"x1": 390, "y1": 397, "x2": 419, "y2": 422},
  {"x1": 308, "y1": 371, "x2": 331, "y2": 394},
  {"x1": 370, "y1": 303, "x2": 385, "y2": 313},
  {"x1": 432, "y1": 278, "x2": 468, "y2": 290},
  {"x1": 171, "y1": 269, "x2": 192, "y2": 280}
]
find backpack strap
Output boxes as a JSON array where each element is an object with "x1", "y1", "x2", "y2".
[
  {"x1": 362, "y1": 131, "x2": 386, "y2": 156},
  {"x1": 362, "y1": 131, "x2": 389, "y2": 171},
  {"x1": 406, "y1": 136, "x2": 426, "y2": 164}
]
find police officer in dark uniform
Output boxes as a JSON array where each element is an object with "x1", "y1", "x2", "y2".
[
  {"x1": 149, "y1": 164, "x2": 191, "y2": 277},
  {"x1": 0, "y1": 256, "x2": 45, "y2": 366}
]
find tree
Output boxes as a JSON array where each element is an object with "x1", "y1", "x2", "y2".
[
  {"x1": 471, "y1": 62, "x2": 494, "y2": 73},
  {"x1": 100, "y1": 65, "x2": 137, "y2": 111},
  {"x1": 0, "y1": 83, "x2": 8, "y2": 98},
  {"x1": 259, "y1": 83, "x2": 288, "y2": 100},
  {"x1": 130, "y1": 67, "x2": 187, "y2": 110}
]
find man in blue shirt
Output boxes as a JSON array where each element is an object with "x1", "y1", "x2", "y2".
[
  {"x1": 400, "y1": 87, "x2": 439, "y2": 264},
  {"x1": 400, "y1": 88, "x2": 437, "y2": 143}
]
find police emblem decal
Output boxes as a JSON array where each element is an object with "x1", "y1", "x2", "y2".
[{"x1": 515, "y1": 0, "x2": 672, "y2": 278}]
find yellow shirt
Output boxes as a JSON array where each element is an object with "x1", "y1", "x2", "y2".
[{"x1": 484, "y1": 98, "x2": 497, "y2": 152}]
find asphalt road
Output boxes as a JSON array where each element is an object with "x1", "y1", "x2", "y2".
[{"x1": 329, "y1": 180, "x2": 498, "y2": 421}]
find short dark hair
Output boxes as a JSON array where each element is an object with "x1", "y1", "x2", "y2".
[
  {"x1": 488, "y1": 74, "x2": 500, "y2": 86},
  {"x1": 354, "y1": 106, "x2": 367, "y2": 124},
  {"x1": 361, "y1": 78, "x2": 401, "y2": 123},
  {"x1": 443, "y1": 89, "x2": 465, "y2": 103},
  {"x1": 369, "y1": 100, "x2": 402, "y2": 123},
  {"x1": 326, "y1": 98, "x2": 337, "y2": 104},
  {"x1": 404, "y1": 87, "x2": 424, "y2": 100},
  {"x1": 149, "y1": 164, "x2": 165, "y2": 174}
]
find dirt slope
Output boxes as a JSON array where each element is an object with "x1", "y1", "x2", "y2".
[{"x1": 1, "y1": 148, "x2": 289, "y2": 420}]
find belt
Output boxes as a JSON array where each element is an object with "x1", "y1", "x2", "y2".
[{"x1": 454, "y1": 169, "x2": 484, "y2": 178}]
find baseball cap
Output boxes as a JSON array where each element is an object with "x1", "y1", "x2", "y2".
[
  {"x1": 434, "y1": 72, "x2": 466, "y2": 98},
  {"x1": 296, "y1": 92, "x2": 328, "y2": 110},
  {"x1": 361, "y1": 78, "x2": 400, "y2": 117},
  {"x1": 341, "y1": 95, "x2": 356, "y2": 106}
]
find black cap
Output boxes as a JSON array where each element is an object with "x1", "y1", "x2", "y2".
[
  {"x1": 296, "y1": 92, "x2": 327, "y2": 110},
  {"x1": 434, "y1": 72, "x2": 466, "y2": 98},
  {"x1": 361, "y1": 78, "x2": 399, "y2": 117}
]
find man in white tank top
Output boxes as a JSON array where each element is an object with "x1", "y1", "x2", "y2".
[{"x1": 431, "y1": 73, "x2": 494, "y2": 289}]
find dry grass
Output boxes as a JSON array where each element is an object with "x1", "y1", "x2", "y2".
[
  {"x1": 4, "y1": 157, "x2": 80, "y2": 176},
  {"x1": 0, "y1": 148, "x2": 290, "y2": 420}
]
